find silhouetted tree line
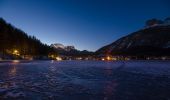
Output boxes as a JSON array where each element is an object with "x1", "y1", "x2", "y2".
[{"x1": 0, "y1": 18, "x2": 56, "y2": 57}]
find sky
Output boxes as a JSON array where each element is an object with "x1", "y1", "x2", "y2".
[{"x1": 0, "y1": 0, "x2": 170, "y2": 51}]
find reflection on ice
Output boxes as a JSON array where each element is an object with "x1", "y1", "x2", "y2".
[
  {"x1": 12, "y1": 60, "x2": 20, "y2": 63},
  {"x1": 49, "y1": 64, "x2": 57, "y2": 72},
  {"x1": 104, "y1": 80, "x2": 118, "y2": 100},
  {"x1": 9, "y1": 66, "x2": 17, "y2": 76}
]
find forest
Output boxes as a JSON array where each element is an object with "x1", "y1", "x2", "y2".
[{"x1": 0, "y1": 18, "x2": 56, "y2": 59}]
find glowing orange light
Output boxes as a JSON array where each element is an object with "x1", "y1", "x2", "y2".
[
  {"x1": 14, "y1": 50, "x2": 18, "y2": 53},
  {"x1": 51, "y1": 55, "x2": 54, "y2": 58},
  {"x1": 13, "y1": 49, "x2": 20, "y2": 56},
  {"x1": 56, "y1": 56, "x2": 62, "y2": 61},
  {"x1": 106, "y1": 56, "x2": 111, "y2": 61}
]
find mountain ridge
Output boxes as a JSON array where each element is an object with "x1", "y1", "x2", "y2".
[{"x1": 96, "y1": 25, "x2": 170, "y2": 56}]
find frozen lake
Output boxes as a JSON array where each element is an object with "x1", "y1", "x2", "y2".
[{"x1": 0, "y1": 60, "x2": 170, "y2": 100}]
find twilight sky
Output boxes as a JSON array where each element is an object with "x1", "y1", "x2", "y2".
[{"x1": 0, "y1": 0, "x2": 170, "y2": 51}]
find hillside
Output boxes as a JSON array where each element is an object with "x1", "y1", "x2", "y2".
[
  {"x1": 96, "y1": 25, "x2": 170, "y2": 56},
  {"x1": 0, "y1": 18, "x2": 56, "y2": 58}
]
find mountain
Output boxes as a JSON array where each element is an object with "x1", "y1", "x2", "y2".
[
  {"x1": 51, "y1": 43, "x2": 75, "y2": 52},
  {"x1": 96, "y1": 18, "x2": 170, "y2": 57},
  {"x1": 0, "y1": 18, "x2": 56, "y2": 58},
  {"x1": 51, "y1": 43, "x2": 93, "y2": 57}
]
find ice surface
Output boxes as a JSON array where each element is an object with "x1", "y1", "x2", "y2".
[{"x1": 0, "y1": 60, "x2": 170, "y2": 100}]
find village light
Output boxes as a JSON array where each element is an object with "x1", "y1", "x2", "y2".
[
  {"x1": 106, "y1": 56, "x2": 111, "y2": 61},
  {"x1": 102, "y1": 58, "x2": 105, "y2": 61},
  {"x1": 14, "y1": 50, "x2": 17, "y2": 53},
  {"x1": 13, "y1": 49, "x2": 20, "y2": 56},
  {"x1": 56, "y1": 56, "x2": 62, "y2": 61},
  {"x1": 51, "y1": 55, "x2": 54, "y2": 58}
]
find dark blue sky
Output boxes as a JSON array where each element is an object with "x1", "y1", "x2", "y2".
[{"x1": 0, "y1": 0, "x2": 170, "y2": 51}]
